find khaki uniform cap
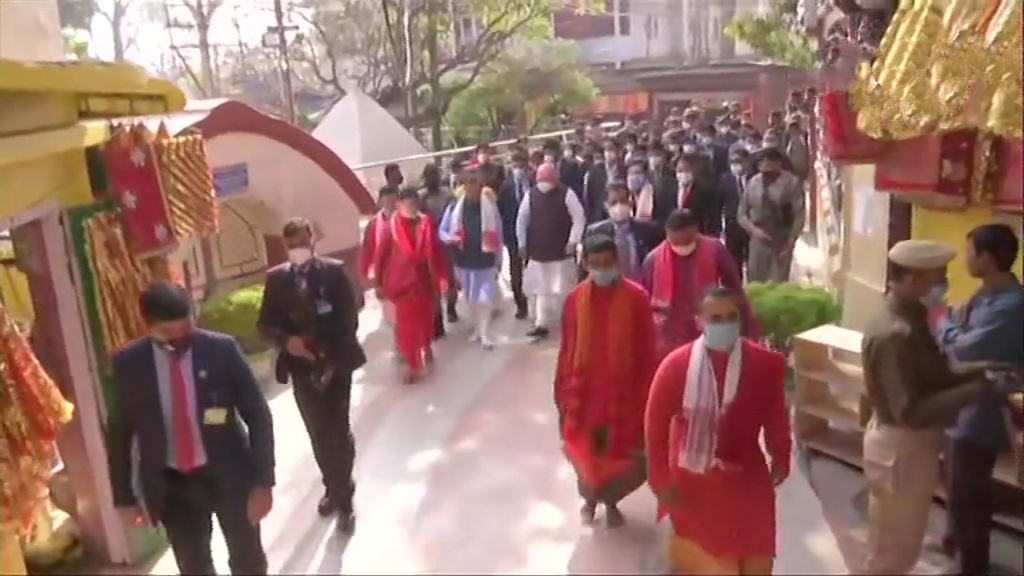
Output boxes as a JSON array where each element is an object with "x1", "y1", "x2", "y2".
[{"x1": 887, "y1": 239, "x2": 957, "y2": 269}]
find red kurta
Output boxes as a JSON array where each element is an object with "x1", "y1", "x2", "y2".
[
  {"x1": 641, "y1": 237, "x2": 758, "y2": 359},
  {"x1": 358, "y1": 212, "x2": 389, "y2": 286},
  {"x1": 645, "y1": 339, "x2": 791, "y2": 559},
  {"x1": 373, "y1": 215, "x2": 450, "y2": 371},
  {"x1": 554, "y1": 278, "x2": 658, "y2": 499}
]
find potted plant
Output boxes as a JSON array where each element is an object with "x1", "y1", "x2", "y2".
[{"x1": 747, "y1": 282, "x2": 843, "y2": 390}]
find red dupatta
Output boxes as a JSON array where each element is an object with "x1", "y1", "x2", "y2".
[
  {"x1": 650, "y1": 236, "x2": 719, "y2": 313},
  {"x1": 372, "y1": 214, "x2": 448, "y2": 294}
]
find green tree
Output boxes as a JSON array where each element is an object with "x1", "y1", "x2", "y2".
[
  {"x1": 445, "y1": 40, "x2": 598, "y2": 140},
  {"x1": 63, "y1": 31, "x2": 91, "y2": 59},
  {"x1": 296, "y1": 0, "x2": 596, "y2": 149},
  {"x1": 724, "y1": 0, "x2": 818, "y2": 70},
  {"x1": 57, "y1": 0, "x2": 97, "y2": 30}
]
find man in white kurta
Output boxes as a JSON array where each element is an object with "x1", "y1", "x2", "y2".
[{"x1": 515, "y1": 162, "x2": 586, "y2": 341}]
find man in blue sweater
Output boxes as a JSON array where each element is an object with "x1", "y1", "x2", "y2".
[{"x1": 934, "y1": 223, "x2": 1024, "y2": 576}]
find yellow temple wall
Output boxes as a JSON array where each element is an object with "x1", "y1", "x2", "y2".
[{"x1": 911, "y1": 208, "x2": 1024, "y2": 305}]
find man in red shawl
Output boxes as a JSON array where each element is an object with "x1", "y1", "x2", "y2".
[
  {"x1": 645, "y1": 286, "x2": 791, "y2": 574},
  {"x1": 554, "y1": 234, "x2": 658, "y2": 527},
  {"x1": 359, "y1": 186, "x2": 400, "y2": 358},
  {"x1": 641, "y1": 208, "x2": 755, "y2": 358},
  {"x1": 370, "y1": 187, "x2": 450, "y2": 383}
]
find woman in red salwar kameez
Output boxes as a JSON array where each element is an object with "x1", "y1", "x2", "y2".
[
  {"x1": 645, "y1": 286, "x2": 791, "y2": 574},
  {"x1": 555, "y1": 234, "x2": 658, "y2": 527},
  {"x1": 371, "y1": 187, "x2": 450, "y2": 383}
]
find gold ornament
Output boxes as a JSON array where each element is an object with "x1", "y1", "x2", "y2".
[{"x1": 984, "y1": 0, "x2": 1023, "y2": 138}]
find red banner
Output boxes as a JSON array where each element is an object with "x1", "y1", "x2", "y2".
[{"x1": 103, "y1": 126, "x2": 178, "y2": 259}]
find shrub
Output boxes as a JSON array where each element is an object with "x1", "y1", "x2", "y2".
[
  {"x1": 748, "y1": 282, "x2": 842, "y2": 352},
  {"x1": 197, "y1": 284, "x2": 268, "y2": 354}
]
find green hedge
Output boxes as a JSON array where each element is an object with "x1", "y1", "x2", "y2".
[
  {"x1": 747, "y1": 282, "x2": 842, "y2": 352},
  {"x1": 197, "y1": 284, "x2": 268, "y2": 354}
]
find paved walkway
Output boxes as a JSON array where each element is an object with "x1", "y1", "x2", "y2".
[{"x1": 136, "y1": 296, "x2": 851, "y2": 575}]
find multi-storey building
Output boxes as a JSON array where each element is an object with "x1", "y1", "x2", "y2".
[{"x1": 551, "y1": 0, "x2": 796, "y2": 121}]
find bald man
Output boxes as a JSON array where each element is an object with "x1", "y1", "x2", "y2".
[{"x1": 515, "y1": 162, "x2": 586, "y2": 341}]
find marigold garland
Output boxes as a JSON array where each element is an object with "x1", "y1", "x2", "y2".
[{"x1": 0, "y1": 304, "x2": 74, "y2": 535}]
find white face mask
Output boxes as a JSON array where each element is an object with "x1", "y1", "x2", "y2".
[
  {"x1": 608, "y1": 204, "x2": 631, "y2": 221},
  {"x1": 537, "y1": 182, "x2": 555, "y2": 193},
  {"x1": 682, "y1": 144, "x2": 697, "y2": 154},
  {"x1": 671, "y1": 243, "x2": 697, "y2": 256},
  {"x1": 677, "y1": 172, "x2": 693, "y2": 185},
  {"x1": 544, "y1": 154, "x2": 557, "y2": 163},
  {"x1": 288, "y1": 247, "x2": 313, "y2": 265},
  {"x1": 477, "y1": 154, "x2": 490, "y2": 164},
  {"x1": 730, "y1": 164, "x2": 745, "y2": 176}
]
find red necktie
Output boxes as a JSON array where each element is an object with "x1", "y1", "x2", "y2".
[{"x1": 171, "y1": 353, "x2": 198, "y2": 471}]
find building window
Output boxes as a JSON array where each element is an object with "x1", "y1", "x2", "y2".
[
  {"x1": 553, "y1": 0, "x2": 631, "y2": 40},
  {"x1": 643, "y1": 14, "x2": 658, "y2": 39}
]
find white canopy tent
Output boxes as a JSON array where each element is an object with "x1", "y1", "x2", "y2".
[{"x1": 312, "y1": 88, "x2": 430, "y2": 197}]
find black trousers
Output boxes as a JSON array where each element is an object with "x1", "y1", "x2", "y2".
[
  {"x1": 161, "y1": 468, "x2": 267, "y2": 575},
  {"x1": 944, "y1": 438, "x2": 998, "y2": 576},
  {"x1": 292, "y1": 369, "x2": 356, "y2": 512},
  {"x1": 725, "y1": 231, "x2": 749, "y2": 280},
  {"x1": 507, "y1": 245, "x2": 527, "y2": 310}
]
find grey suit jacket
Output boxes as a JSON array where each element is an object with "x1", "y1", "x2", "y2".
[{"x1": 106, "y1": 330, "x2": 275, "y2": 521}]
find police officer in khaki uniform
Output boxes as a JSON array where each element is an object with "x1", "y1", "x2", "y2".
[{"x1": 860, "y1": 240, "x2": 999, "y2": 574}]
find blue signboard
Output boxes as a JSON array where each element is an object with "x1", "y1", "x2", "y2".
[{"x1": 212, "y1": 163, "x2": 249, "y2": 198}]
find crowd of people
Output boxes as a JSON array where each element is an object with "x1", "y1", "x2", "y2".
[
  {"x1": 101, "y1": 97, "x2": 1022, "y2": 576},
  {"x1": 360, "y1": 100, "x2": 813, "y2": 380}
]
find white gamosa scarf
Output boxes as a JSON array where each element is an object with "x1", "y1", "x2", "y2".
[
  {"x1": 450, "y1": 187, "x2": 500, "y2": 253},
  {"x1": 678, "y1": 335, "x2": 743, "y2": 473}
]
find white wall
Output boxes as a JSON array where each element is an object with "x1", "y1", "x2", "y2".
[
  {"x1": 206, "y1": 132, "x2": 363, "y2": 258},
  {"x1": 0, "y1": 0, "x2": 65, "y2": 60},
  {"x1": 574, "y1": 0, "x2": 768, "y2": 65}
]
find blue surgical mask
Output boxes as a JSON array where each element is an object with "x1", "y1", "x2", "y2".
[
  {"x1": 590, "y1": 268, "x2": 621, "y2": 286},
  {"x1": 704, "y1": 321, "x2": 740, "y2": 351},
  {"x1": 921, "y1": 283, "x2": 949, "y2": 308},
  {"x1": 627, "y1": 175, "x2": 646, "y2": 191}
]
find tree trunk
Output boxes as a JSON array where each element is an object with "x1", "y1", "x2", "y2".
[
  {"x1": 195, "y1": 2, "x2": 218, "y2": 96},
  {"x1": 425, "y1": 0, "x2": 443, "y2": 151},
  {"x1": 111, "y1": 10, "x2": 126, "y2": 60}
]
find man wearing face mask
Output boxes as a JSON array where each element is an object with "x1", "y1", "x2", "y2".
[
  {"x1": 718, "y1": 150, "x2": 754, "y2": 276},
  {"x1": 646, "y1": 286, "x2": 791, "y2": 575},
  {"x1": 359, "y1": 186, "x2": 401, "y2": 359},
  {"x1": 543, "y1": 138, "x2": 585, "y2": 201},
  {"x1": 517, "y1": 162, "x2": 587, "y2": 341},
  {"x1": 753, "y1": 129, "x2": 795, "y2": 173},
  {"x1": 555, "y1": 234, "x2": 658, "y2": 528},
  {"x1": 642, "y1": 210, "x2": 755, "y2": 358},
  {"x1": 419, "y1": 163, "x2": 459, "y2": 330},
  {"x1": 439, "y1": 167, "x2": 504, "y2": 350},
  {"x1": 582, "y1": 141, "x2": 624, "y2": 224},
  {"x1": 258, "y1": 219, "x2": 366, "y2": 530},
  {"x1": 498, "y1": 150, "x2": 533, "y2": 318},
  {"x1": 653, "y1": 155, "x2": 717, "y2": 235},
  {"x1": 738, "y1": 148, "x2": 804, "y2": 283},
  {"x1": 473, "y1": 142, "x2": 505, "y2": 192},
  {"x1": 625, "y1": 159, "x2": 653, "y2": 213},
  {"x1": 367, "y1": 188, "x2": 452, "y2": 383},
  {"x1": 860, "y1": 240, "x2": 1003, "y2": 575},
  {"x1": 583, "y1": 183, "x2": 659, "y2": 282},
  {"x1": 109, "y1": 284, "x2": 275, "y2": 574}
]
